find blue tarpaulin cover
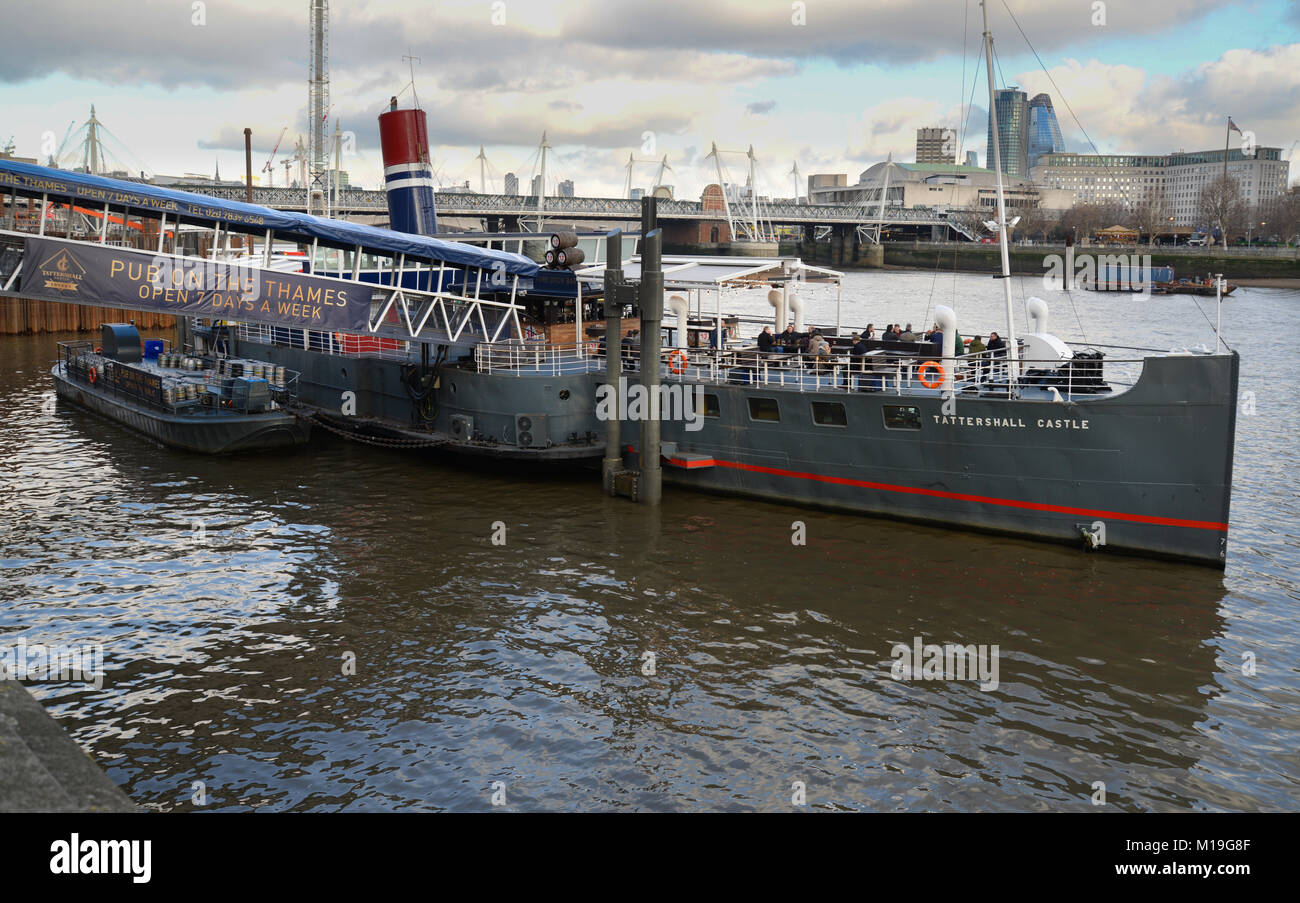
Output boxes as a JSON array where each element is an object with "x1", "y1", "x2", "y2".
[{"x1": 0, "y1": 159, "x2": 539, "y2": 276}]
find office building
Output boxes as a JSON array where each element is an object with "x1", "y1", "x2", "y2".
[
  {"x1": 1026, "y1": 94, "x2": 1066, "y2": 171},
  {"x1": 987, "y1": 87, "x2": 1030, "y2": 178},
  {"x1": 1032, "y1": 147, "x2": 1290, "y2": 225},
  {"x1": 915, "y1": 127, "x2": 956, "y2": 164}
]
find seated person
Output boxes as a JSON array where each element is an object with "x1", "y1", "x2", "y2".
[
  {"x1": 757, "y1": 326, "x2": 775, "y2": 353},
  {"x1": 807, "y1": 331, "x2": 832, "y2": 358}
]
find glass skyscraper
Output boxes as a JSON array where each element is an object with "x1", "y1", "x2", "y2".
[
  {"x1": 986, "y1": 87, "x2": 1029, "y2": 178},
  {"x1": 1027, "y1": 94, "x2": 1066, "y2": 173}
]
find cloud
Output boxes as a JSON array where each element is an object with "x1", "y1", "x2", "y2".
[
  {"x1": 746, "y1": 100, "x2": 777, "y2": 115},
  {"x1": 1014, "y1": 45, "x2": 1300, "y2": 155}
]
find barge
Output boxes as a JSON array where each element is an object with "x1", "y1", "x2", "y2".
[{"x1": 52, "y1": 323, "x2": 310, "y2": 454}]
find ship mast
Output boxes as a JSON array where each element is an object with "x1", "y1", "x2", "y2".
[{"x1": 981, "y1": 0, "x2": 1019, "y2": 372}]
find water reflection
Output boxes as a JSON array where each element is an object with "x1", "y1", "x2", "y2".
[{"x1": 1, "y1": 276, "x2": 1296, "y2": 812}]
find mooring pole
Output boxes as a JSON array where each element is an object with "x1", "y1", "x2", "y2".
[
  {"x1": 639, "y1": 196, "x2": 663, "y2": 505},
  {"x1": 602, "y1": 229, "x2": 624, "y2": 494}
]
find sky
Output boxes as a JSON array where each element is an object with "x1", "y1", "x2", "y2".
[{"x1": 1, "y1": 0, "x2": 1298, "y2": 199}]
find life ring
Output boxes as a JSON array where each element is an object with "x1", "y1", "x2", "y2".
[
  {"x1": 667, "y1": 349, "x2": 689, "y2": 374},
  {"x1": 917, "y1": 360, "x2": 945, "y2": 389},
  {"x1": 87, "y1": 366, "x2": 98, "y2": 385}
]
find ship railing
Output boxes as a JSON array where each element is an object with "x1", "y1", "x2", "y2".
[
  {"x1": 606, "y1": 345, "x2": 1147, "y2": 398},
  {"x1": 234, "y1": 322, "x2": 422, "y2": 364},
  {"x1": 57, "y1": 341, "x2": 171, "y2": 411},
  {"x1": 474, "y1": 340, "x2": 603, "y2": 377}
]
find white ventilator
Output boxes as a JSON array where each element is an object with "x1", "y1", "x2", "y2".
[
  {"x1": 768, "y1": 288, "x2": 785, "y2": 332},
  {"x1": 668, "y1": 294, "x2": 689, "y2": 348},
  {"x1": 787, "y1": 283, "x2": 804, "y2": 333}
]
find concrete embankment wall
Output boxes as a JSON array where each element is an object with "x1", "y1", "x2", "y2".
[
  {"x1": 0, "y1": 296, "x2": 175, "y2": 335},
  {"x1": 0, "y1": 681, "x2": 137, "y2": 812}
]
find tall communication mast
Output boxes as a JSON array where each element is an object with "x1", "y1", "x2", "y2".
[{"x1": 307, "y1": 0, "x2": 330, "y2": 215}]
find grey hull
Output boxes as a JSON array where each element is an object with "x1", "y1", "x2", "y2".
[
  {"x1": 236, "y1": 338, "x2": 605, "y2": 461},
  {"x1": 234, "y1": 334, "x2": 1237, "y2": 567},
  {"x1": 53, "y1": 366, "x2": 311, "y2": 454},
  {"x1": 622, "y1": 352, "x2": 1238, "y2": 568}
]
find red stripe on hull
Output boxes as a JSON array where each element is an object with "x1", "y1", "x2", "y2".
[{"x1": 639, "y1": 447, "x2": 1228, "y2": 532}]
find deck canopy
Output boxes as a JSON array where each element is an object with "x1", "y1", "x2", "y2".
[
  {"x1": 0, "y1": 158, "x2": 538, "y2": 276},
  {"x1": 573, "y1": 255, "x2": 842, "y2": 291}
]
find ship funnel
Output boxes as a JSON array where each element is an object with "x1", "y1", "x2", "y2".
[
  {"x1": 787, "y1": 283, "x2": 804, "y2": 333},
  {"x1": 668, "y1": 294, "x2": 689, "y2": 348},
  {"x1": 935, "y1": 304, "x2": 957, "y2": 394},
  {"x1": 378, "y1": 105, "x2": 438, "y2": 235},
  {"x1": 768, "y1": 288, "x2": 785, "y2": 332},
  {"x1": 1027, "y1": 297, "x2": 1049, "y2": 334}
]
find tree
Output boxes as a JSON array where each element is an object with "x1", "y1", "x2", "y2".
[
  {"x1": 948, "y1": 207, "x2": 989, "y2": 241},
  {"x1": 1197, "y1": 175, "x2": 1246, "y2": 247},
  {"x1": 1053, "y1": 203, "x2": 1124, "y2": 244},
  {"x1": 1128, "y1": 194, "x2": 1171, "y2": 246},
  {"x1": 1011, "y1": 197, "x2": 1053, "y2": 243},
  {"x1": 1261, "y1": 189, "x2": 1300, "y2": 247}
]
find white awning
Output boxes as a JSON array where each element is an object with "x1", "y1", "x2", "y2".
[{"x1": 573, "y1": 255, "x2": 842, "y2": 290}]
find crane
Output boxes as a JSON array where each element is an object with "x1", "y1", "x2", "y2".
[{"x1": 261, "y1": 126, "x2": 288, "y2": 187}]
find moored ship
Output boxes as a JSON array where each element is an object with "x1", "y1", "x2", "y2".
[{"x1": 52, "y1": 323, "x2": 310, "y2": 453}]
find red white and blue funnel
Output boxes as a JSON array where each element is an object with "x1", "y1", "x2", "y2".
[{"x1": 378, "y1": 99, "x2": 438, "y2": 235}]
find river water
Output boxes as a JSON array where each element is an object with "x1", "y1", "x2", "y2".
[{"x1": 1, "y1": 269, "x2": 1297, "y2": 811}]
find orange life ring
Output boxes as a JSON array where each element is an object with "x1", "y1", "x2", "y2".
[
  {"x1": 87, "y1": 366, "x2": 98, "y2": 384},
  {"x1": 667, "y1": 349, "x2": 689, "y2": 374},
  {"x1": 917, "y1": 360, "x2": 945, "y2": 389}
]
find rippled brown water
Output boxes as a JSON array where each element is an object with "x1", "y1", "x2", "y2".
[{"x1": 2, "y1": 271, "x2": 1297, "y2": 811}]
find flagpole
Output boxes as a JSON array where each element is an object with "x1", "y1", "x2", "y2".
[{"x1": 1223, "y1": 118, "x2": 1230, "y2": 185}]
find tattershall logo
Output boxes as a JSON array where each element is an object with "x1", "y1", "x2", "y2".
[
  {"x1": 594, "y1": 376, "x2": 704, "y2": 432},
  {"x1": 49, "y1": 834, "x2": 151, "y2": 884},
  {"x1": 890, "y1": 636, "x2": 1000, "y2": 691}
]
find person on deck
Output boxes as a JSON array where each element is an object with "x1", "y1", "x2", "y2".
[
  {"x1": 850, "y1": 333, "x2": 868, "y2": 373},
  {"x1": 967, "y1": 334, "x2": 986, "y2": 381},
  {"x1": 987, "y1": 332, "x2": 1006, "y2": 379},
  {"x1": 757, "y1": 326, "x2": 775, "y2": 354},
  {"x1": 882, "y1": 325, "x2": 897, "y2": 343},
  {"x1": 780, "y1": 325, "x2": 798, "y2": 352},
  {"x1": 865, "y1": 323, "x2": 876, "y2": 340},
  {"x1": 900, "y1": 323, "x2": 916, "y2": 342},
  {"x1": 807, "y1": 331, "x2": 831, "y2": 358}
]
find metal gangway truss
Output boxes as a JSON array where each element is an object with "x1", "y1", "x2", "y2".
[{"x1": 0, "y1": 158, "x2": 540, "y2": 347}]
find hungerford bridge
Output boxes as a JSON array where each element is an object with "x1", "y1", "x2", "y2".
[{"x1": 185, "y1": 185, "x2": 970, "y2": 245}]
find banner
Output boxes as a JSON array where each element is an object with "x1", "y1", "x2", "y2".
[{"x1": 19, "y1": 237, "x2": 369, "y2": 332}]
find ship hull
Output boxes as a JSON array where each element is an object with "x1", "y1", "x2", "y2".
[
  {"x1": 232, "y1": 336, "x2": 605, "y2": 462},
  {"x1": 53, "y1": 365, "x2": 311, "y2": 454},
  {"x1": 624, "y1": 352, "x2": 1238, "y2": 568}
]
